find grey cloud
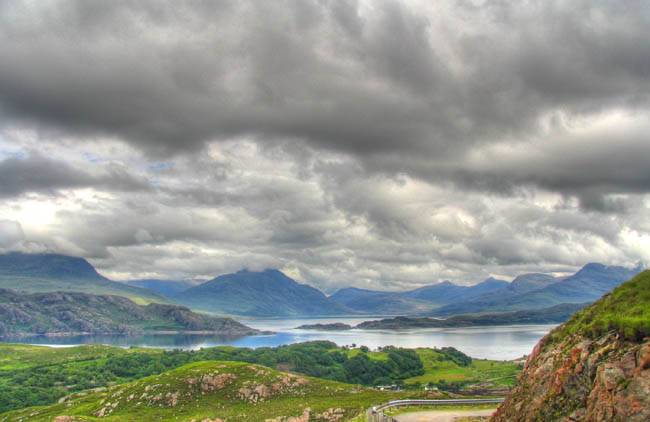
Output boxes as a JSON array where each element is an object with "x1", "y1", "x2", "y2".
[
  {"x1": 1, "y1": 0, "x2": 647, "y2": 169},
  {"x1": 0, "y1": 219, "x2": 24, "y2": 248},
  {"x1": 0, "y1": 154, "x2": 150, "y2": 197}
]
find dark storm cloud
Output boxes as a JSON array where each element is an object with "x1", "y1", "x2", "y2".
[
  {"x1": 0, "y1": 154, "x2": 150, "y2": 197},
  {"x1": 0, "y1": 0, "x2": 647, "y2": 184}
]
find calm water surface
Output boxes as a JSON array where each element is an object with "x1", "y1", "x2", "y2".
[{"x1": 6, "y1": 317, "x2": 555, "y2": 360}]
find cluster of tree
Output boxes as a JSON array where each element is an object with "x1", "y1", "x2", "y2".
[
  {"x1": 0, "y1": 341, "x2": 424, "y2": 413},
  {"x1": 436, "y1": 346, "x2": 472, "y2": 366}
]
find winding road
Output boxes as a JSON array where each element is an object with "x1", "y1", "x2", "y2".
[
  {"x1": 368, "y1": 398, "x2": 504, "y2": 422},
  {"x1": 393, "y1": 408, "x2": 496, "y2": 421}
]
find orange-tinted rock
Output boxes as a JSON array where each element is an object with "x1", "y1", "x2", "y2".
[{"x1": 493, "y1": 333, "x2": 650, "y2": 422}]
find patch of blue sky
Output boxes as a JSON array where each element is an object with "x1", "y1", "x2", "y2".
[
  {"x1": 148, "y1": 161, "x2": 174, "y2": 172},
  {"x1": 82, "y1": 151, "x2": 103, "y2": 163},
  {"x1": 0, "y1": 135, "x2": 27, "y2": 160}
]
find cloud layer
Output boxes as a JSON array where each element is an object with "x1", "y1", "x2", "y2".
[{"x1": 0, "y1": 0, "x2": 648, "y2": 290}]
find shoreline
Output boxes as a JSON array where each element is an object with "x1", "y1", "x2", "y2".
[{"x1": 0, "y1": 329, "x2": 273, "y2": 340}]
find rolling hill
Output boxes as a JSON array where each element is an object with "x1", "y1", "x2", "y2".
[
  {"x1": 0, "y1": 360, "x2": 424, "y2": 421},
  {"x1": 174, "y1": 269, "x2": 352, "y2": 316},
  {"x1": 0, "y1": 252, "x2": 167, "y2": 305},
  {"x1": 493, "y1": 270, "x2": 650, "y2": 421},
  {"x1": 0, "y1": 289, "x2": 261, "y2": 338}
]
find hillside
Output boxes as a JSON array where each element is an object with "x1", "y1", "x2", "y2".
[
  {"x1": 434, "y1": 263, "x2": 641, "y2": 316},
  {"x1": 174, "y1": 269, "x2": 352, "y2": 316},
  {"x1": 0, "y1": 359, "x2": 434, "y2": 421},
  {"x1": 356, "y1": 303, "x2": 586, "y2": 330},
  {"x1": 125, "y1": 279, "x2": 197, "y2": 298},
  {"x1": 0, "y1": 289, "x2": 260, "y2": 338},
  {"x1": 0, "y1": 253, "x2": 167, "y2": 305},
  {"x1": 0, "y1": 341, "x2": 521, "y2": 416},
  {"x1": 492, "y1": 270, "x2": 650, "y2": 421}
]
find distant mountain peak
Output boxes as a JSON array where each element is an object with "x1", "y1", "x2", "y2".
[
  {"x1": 175, "y1": 268, "x2": 350, "y2": 317},
  {"x1": 0, "y1": 251, "x2": 106, "y2": 280}
]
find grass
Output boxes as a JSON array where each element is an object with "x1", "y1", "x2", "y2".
[
  {"x1": 0, "y1": 344, "x2": 157, "y2": 371},
  {"x1": 0, "y1": 360, "x2": 435, "y2": 421},
  {"x1": 343, "y1": 348, "x2": 389, "y2": 361},
  {"x1": 405, "y1": 348, "x2": 520, "y2": 388},
  {"x1": 547, "y1": 270, "x2": 650, "y2": 345}
]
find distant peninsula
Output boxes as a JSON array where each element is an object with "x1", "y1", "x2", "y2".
[
  {"x1": 0, "y1": 289, "x2": 264, "y2": 338},
  {"x1": 356, "y1": 303, "x2": 587, "y2": 329},
  {"x1": 293, "y1": 303, "x2": 587, "y2": 331}
]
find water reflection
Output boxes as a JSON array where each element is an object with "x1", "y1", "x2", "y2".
[{"x1": 4, "y1": 317, "x2": 556, "y2": 360}]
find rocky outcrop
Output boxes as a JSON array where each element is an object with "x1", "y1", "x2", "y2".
[
  {"x1": 492, "y1": 332, "x2": 650, "y2": 421},
  {"x1": 237, "y1": 373, "x2": 309, "y2": 403}
]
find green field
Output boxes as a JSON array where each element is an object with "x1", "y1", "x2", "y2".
[
  {"x1": 350, "y1": 347, "x2": 521, "y2": 390},
  {"x1": 405, "y1": 348, "x2": 521, "y2": 389},
  {"x1": 0, "y1": 344, "x2": 155, "y2": 371}
]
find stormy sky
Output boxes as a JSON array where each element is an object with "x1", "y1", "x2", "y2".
[{"x1": 0, "y1": 0, "x2": 649, "y2": 291}]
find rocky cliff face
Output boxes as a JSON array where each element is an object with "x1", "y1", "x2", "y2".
[{"x1": 492, "y1": 330, "x2": 650, "y2": 421}]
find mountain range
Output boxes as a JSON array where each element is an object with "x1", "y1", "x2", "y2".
[
  {"x1": 0, "y1": 252, "x2": 642, "y2": 318},
  {"x1": 431, "y1": 263, "x2": 641, "y2": 316},
  {"x1": 329, "y1": 277, "x2": 510, "y2": 314}
]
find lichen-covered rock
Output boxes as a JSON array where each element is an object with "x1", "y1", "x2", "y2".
[
  {"x1": 492, "y1": 332, "x2": 650, "y2": 421},
  {"x1": 265, "y1": 408, "x2": 310, "y2": 422},
  {"x1": 316, "y1": 407, "x2": 346, "y2": 421}
]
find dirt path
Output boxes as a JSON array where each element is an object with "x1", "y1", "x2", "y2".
[{"x1": 394, "y1": 408, "x2": 496, "y2": 422}]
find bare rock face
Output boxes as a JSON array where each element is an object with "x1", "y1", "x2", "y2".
[
  {"x1": 237, "y1": 373, "x2": 309, "y2": 403},
  {"x1": 492, "y1": 333, "x2": 650, "y2": 421}
]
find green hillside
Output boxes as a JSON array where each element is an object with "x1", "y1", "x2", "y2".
[
  {"x1": 0, "y1": 360, "x2": 424, "y2": 421},
  {"x1": 548, "y1": 269, "x2": 650, "y2": 344}
]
